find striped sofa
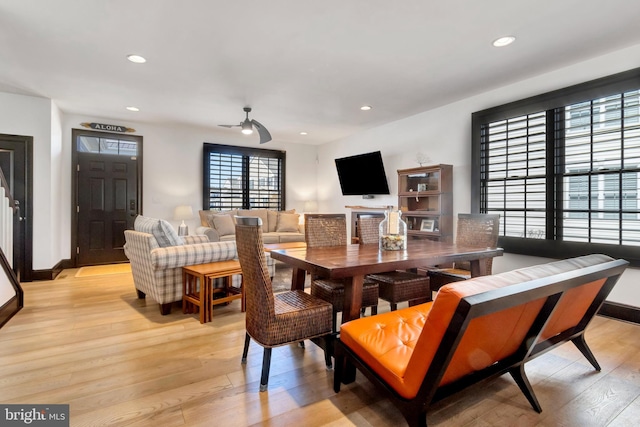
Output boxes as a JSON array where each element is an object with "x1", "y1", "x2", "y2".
[{"x1": 123, "y1": 216, "x2": 275, "y2": 315}]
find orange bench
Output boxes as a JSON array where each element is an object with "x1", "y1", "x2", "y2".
[{"x1": 333, "y1": 254, "x2": 628, "y2": 427}]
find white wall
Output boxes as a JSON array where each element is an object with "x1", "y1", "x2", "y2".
[
  {"x1": 317, "y1": 42, "x2": 640, "y2": 307},
  {"x1": 61, "y1": 114, "x2": 319, "y2": 243},
  {"x1": 0, "y1": 92, "x2": 60, "y2": 270}
]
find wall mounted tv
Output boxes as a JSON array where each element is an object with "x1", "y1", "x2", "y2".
[{"x1": 335, "y1": 151, "x2": 390, "y2": 197}]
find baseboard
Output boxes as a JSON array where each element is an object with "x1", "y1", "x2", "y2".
[
  {"x1": 0, "y1": 296, "x2": 22, "y2": 329},
  {"x1": 598, "y1": 301, "x2": 640, "y2": 324},
  {"x1": 31, "y1": 259, "x2": 73, "y2": 281}
]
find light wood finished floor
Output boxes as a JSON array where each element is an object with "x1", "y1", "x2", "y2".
[{"x1": 0, "y1": 269, "x2": 639, "y2": 427}]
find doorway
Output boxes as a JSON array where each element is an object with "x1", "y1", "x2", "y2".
[
  {"x1": 0, "y1": 134, "x2": 32, "y2": 281},
  {"x1": 72, "y1": 129, "x2": 142, "y2": 266}
]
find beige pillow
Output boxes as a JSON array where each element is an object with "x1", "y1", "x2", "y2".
[
  {"x1": 199, "y1": 209, "x2": 238, "y2": 226},
  {"x1": 276, "y1": 213, "x2": 300, "y2": 232},
  {"x1": 267, "y1": 209, "x2": 296, "y2": 232},
  {"x1": 208, "y1": 214, "x2": 236, "y2": 236}
]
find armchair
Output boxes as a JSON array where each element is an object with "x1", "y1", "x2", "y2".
[{"x1": 123, "y1": 216, "x2": 275, "y2": 315}]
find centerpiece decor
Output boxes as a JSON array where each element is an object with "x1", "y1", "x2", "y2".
[{"x1": 379, "y1": 209, "x2": 407, "y2": 250}]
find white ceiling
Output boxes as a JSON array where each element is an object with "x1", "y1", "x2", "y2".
[{"x1": 1, "y1": 0, "x2": 640, "y2": 145}]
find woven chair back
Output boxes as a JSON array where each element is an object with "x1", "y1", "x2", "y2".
[
  {"x1": 455, "y1": 214, "x2": 500, "y2": 273},
  {"x1": 304, "y1": 213, "x2": 347, "y2": 247},
  {"x1": 234, "y1": 217, "x2": 276, "y2": 341},
  {"x1": 358, "y1": 216, "x2": 384, "y2": 245}
]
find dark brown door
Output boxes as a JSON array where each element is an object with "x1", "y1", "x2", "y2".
[
  {"x1": 73, "y1": 129, "x2": 142, "y2": 267},
  {"x1": 0, "y1": 135, "x2": 33, "y2": 281},
  {"x1": 76, "y1": 153, "x2": 138, "y2": 265}
]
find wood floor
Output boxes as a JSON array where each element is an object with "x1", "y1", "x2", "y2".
[{"x1": 0, "y1": 269, "x2": 639, "y2": 427}]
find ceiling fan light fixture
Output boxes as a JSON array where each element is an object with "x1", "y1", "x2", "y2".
[
  {"x1": 218, "y1": 107, "x2": 271, "y2": 143},
  {"x1": 241, "y1": 120, "x2": 254, "y2": 134}
]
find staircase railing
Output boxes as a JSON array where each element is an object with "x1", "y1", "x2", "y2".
[{"x1": 0, "y1": 167, "x2": 22, "y2": 328}]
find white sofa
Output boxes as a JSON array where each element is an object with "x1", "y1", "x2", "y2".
[{"x1": 195, "y1": 209, "x2": 305, "y2": 243}]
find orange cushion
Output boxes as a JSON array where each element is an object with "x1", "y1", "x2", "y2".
[
  {"x1": 340, "y1": 254, "x2": 614, "y2": 399},
  {"x1": 538, "y1": 278, "x2": 605, "y2": 341},
  {"x1": 340, "y1": 303, "x2": 432, "y2": 398}
]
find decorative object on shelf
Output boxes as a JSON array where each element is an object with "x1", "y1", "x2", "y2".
[
  {"x1": 379, "y1": 209, "x2": 407, "y2": 250},
  {"x1": 415, "y1": 151, "x2": 431, "y2": 167},
  {"x1": 420, "y1": 219, "x2": 435, "y2": 232},
  {"x1": 417, "y1": 183, "x2": 427, "y2": 192},
  {"x1": 173, "y1": 205, "x2": 194, "y2": 236}
]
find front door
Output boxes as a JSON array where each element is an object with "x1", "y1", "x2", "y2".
[{"x1": 73, "y1": 129, "x2": 142, "y2": 266}]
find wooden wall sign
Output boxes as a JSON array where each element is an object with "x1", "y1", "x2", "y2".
[{"x1": 80, "y1": 122, "x2": 136, "y2": 133}]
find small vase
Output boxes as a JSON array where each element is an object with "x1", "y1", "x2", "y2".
[{"x1": 379, "y1": 210, "x2": 407, "y2": 250}]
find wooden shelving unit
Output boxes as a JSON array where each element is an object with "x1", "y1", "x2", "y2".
[{"x1": 397, "y1": 164, "x2": 453, "y2": 242}]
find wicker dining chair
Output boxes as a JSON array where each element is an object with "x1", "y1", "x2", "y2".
[
  {"x1": 426, "y1": 213, "x2": 500, "y2": 292},
  {"x1": 235, "y1": 216, "x2": 334, "y2": 392},
  {"x1": 359, "y1": 215, "x2": 432, "y2": 311},
  {"x1": 305, "y1": 213, "x2": 379, "y2": 331}
]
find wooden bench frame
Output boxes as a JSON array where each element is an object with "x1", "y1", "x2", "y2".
[{"x1": 333, "y1": 257, "x2": 629, "y2": 427}]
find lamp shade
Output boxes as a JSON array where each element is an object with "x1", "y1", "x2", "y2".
[
  {"x1": 173, "y1": 205, "x2": 194, "y2": 221},
  {"x1": 303, "y1": 200, "x2": 318, "y2": 212}
]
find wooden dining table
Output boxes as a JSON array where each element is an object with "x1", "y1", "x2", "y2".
[{"x1": 268, "y1": 239, "x2": 503, "y2": 324}]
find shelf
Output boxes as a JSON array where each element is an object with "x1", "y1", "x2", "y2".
[{"x1": 398, "y1": 164, "x2": 453, "y2": 242}]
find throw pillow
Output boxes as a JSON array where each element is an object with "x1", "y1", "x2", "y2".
[
  {"x1": 209, "y1": 214, "x2": 236, "y2": 236},
  {"x1": 134, "y1": 215, "x2": 183, "y2": 247},
  {"x1": 267, "y1": 209, "x2": 296, "y2": 232},
  {"x1": 276, "y1": 212, "x2": 300, "y2": 232},
  {"x1": 200, "y1": 209, "x2": 238, "y2": 227}
]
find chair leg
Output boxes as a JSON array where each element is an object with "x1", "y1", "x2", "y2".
[
  {"x1": 323, "y1": 334, "x2": 334, "y2": 370},
  {"x1": 241, "y1": 333, "x2": 251, "y2": 364},
  {"x1": 159, "y1": 303, "x2": 172, "y2": 315},
  {"x1": 370, "y1": 305, "x2": 377, "y2": 315},
  {"x1": 333, "y1": 347, "x2": 343, "y2": 392},
  {"x1": 260, "y1": 348, "x2": 272, "y2": 392},
  {"x1": 509, "y1": 364, "x2": 542, "y2": 413},
  {"x1": 390, "y1": 303, "x2": 398, "y2": 311},
  {"x1": 571, "y1": 334, "x2": 601, "y2": 371},
  {"x1": 332, "y1": 311, "x2": 338, "y2": 333}
]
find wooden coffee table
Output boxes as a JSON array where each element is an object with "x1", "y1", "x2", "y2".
[
  {"x1": 182, "y1": 260, "x2": 244, "y2": 324},
  {"x1": 263, "y1": 242, "x2": 306, "y2": 252}
]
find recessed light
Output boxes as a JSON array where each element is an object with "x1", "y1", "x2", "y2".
[
  {"x1": 492, "y1": 36, "x2": 515, "y2": 47},
  {"x1": 127, "y1": 54, "x2": 146, "y2": 63},
  {"x1": 300, "y1": 132, "x2": 308, "y2": 135},
  {"x1": 360, "y1": 105, "x2": 372, "y2": 111},
  {"x1": 126, "y1": 106, "x2": 140, "y2": 112}
]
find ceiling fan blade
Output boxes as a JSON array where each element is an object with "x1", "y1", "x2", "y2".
[
  {"x1": 251, "y1": 119, "x2": 272, "y2": 144},
  {"x1": 218, "y1": 124, "x2": 240, "y2": 128}
]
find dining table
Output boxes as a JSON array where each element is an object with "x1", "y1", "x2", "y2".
[{"x1": 268, "y1": 239, "x2": 504, "y2": 324}]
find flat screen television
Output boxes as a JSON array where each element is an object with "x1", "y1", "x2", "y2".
[{"x1": 335, "y1": 151, "x2": 390, "y2": 196}]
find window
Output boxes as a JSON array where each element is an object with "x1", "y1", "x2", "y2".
[
  {"x1": 203, "y1": 143, "x2": 286, "y2": 211},
  {"x1": 76, "y1": 135, "x2": 138, "y2": 156},
  {"x1": 472, "y1": 68, "x2": 640, "y2": 265}
]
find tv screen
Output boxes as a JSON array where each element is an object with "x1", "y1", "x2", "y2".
[{"x1": 335, "y1": 151, "x2": 390, "y2": 196}]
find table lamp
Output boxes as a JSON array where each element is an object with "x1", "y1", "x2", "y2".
[{"x1": 173, "y1": 205, "x2": 194, "y2": 236}]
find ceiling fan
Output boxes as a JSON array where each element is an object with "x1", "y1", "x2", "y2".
[{"x1": 218, "y1": 107, "x2": 272, "y2": 144}]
